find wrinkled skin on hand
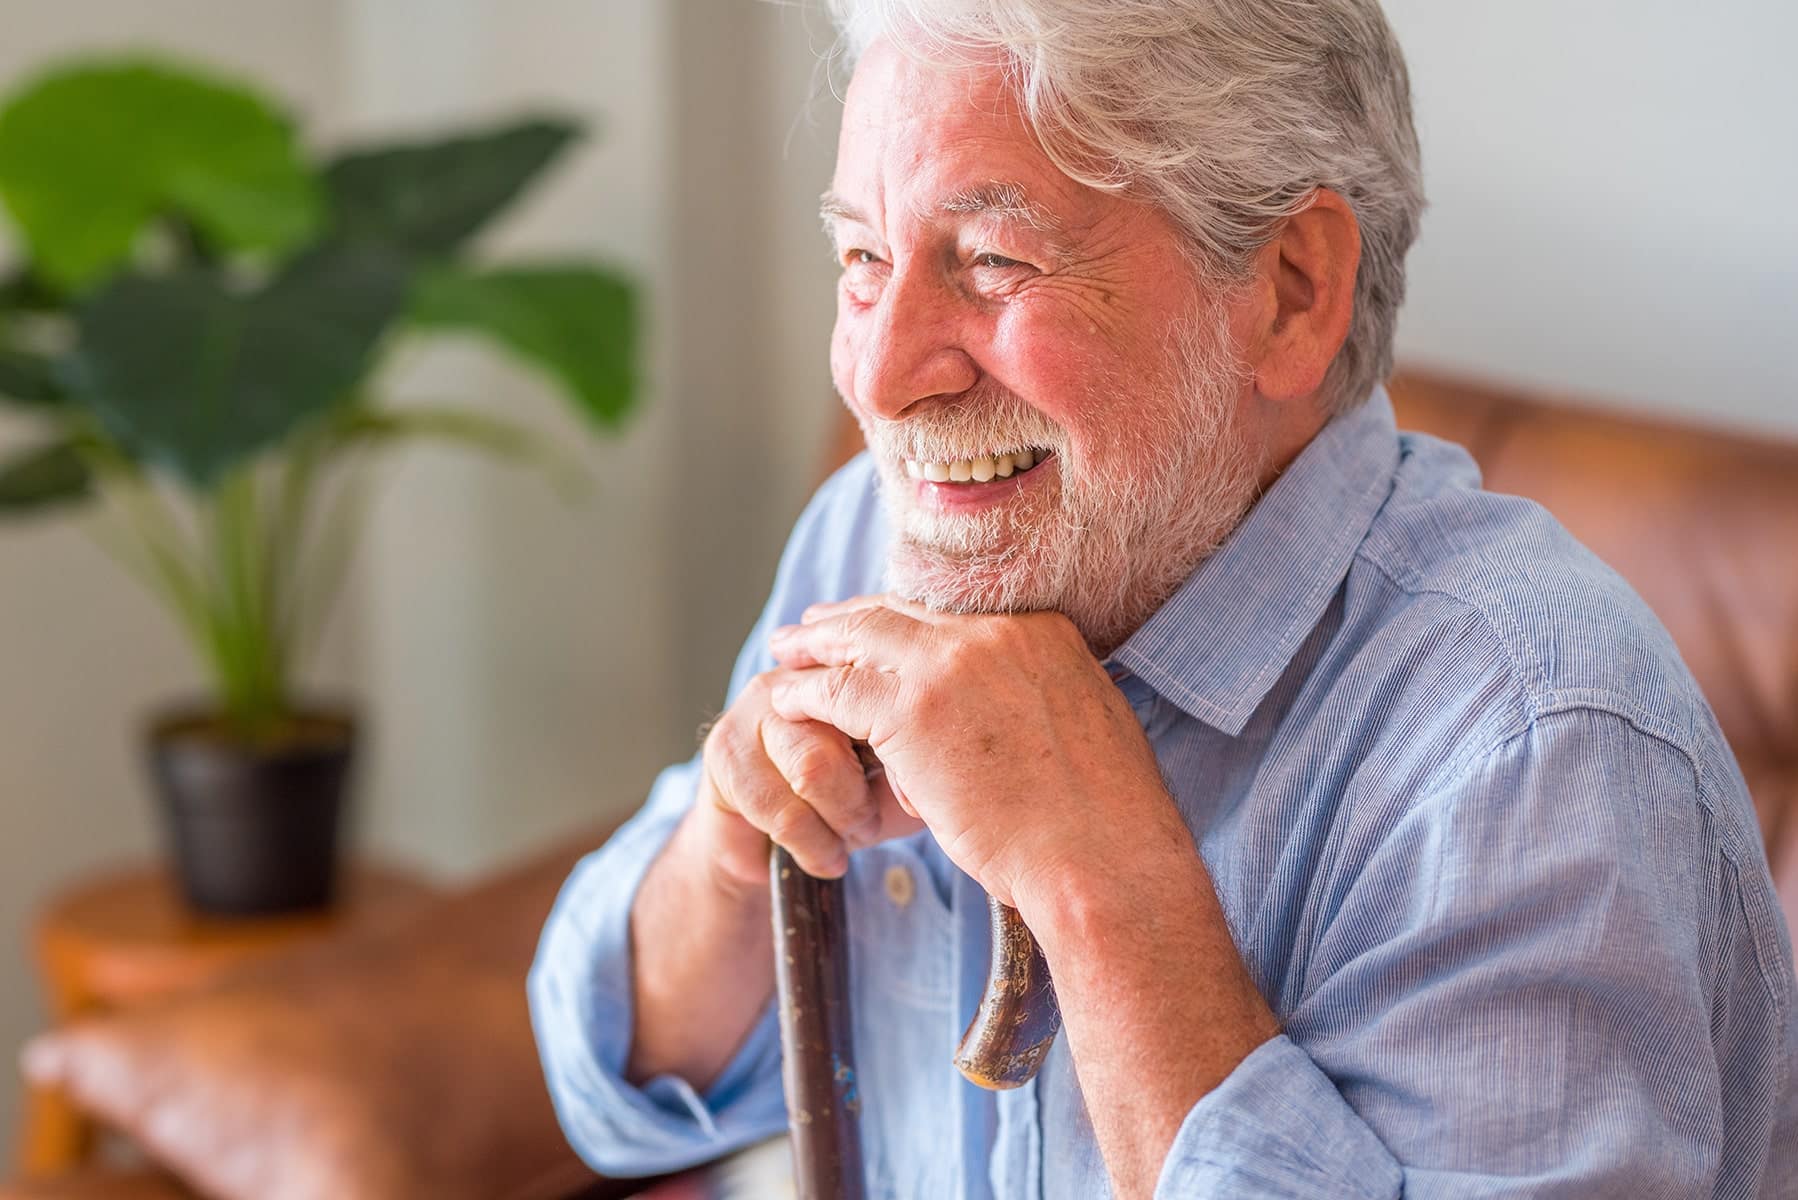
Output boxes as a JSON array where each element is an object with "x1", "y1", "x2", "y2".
[
  {"x1": 764, "y1": 593, "x2": 1180, "y2": 911},
  {"x1": 696, "y1": 663, "x2": 923, "y2": 888}
]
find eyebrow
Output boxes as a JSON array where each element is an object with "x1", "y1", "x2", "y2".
[
  {"x1": 819, "y1": 181, "x2": 1074, "y2": 256},
  {"x1": 818, "y1": 190, "x2": 865, "y2": 228},
  {"x1": 938, "y1": 180, "x2": 1064, "y2": 237}
]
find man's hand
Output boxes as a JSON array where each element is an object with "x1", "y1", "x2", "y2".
[
  {"x1": 766, "y1": 593, "x2": 1280, "y2": 1199},
  {"x1": 696, "y1": 670, "x2": 924, "y2": 888},
  {"x1": 764, "y1": 593, "x2": 1182, "y2": 912},
  {"x1": 627, "y1": 671, "x2": 921, "y2": 1090}
]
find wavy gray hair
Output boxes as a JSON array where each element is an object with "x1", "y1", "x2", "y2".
[{"x1": 823, "y1": 0, "x2": 1425, "y2": 416}]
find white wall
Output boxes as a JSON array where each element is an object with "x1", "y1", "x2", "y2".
[
  {"x1": 662, "y1": 0, "x2": 844, "y2": 722},
  {"x1": 343, "y1": 0, "x2": 688, "y2": 875},
  {"x1": 1384, "y1": 0, "x2": 1798, "y2": 435}
]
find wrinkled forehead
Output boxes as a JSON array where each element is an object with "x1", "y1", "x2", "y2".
[{"x1": 833, "y1": 39, "x2": 1091, "y2": 233}]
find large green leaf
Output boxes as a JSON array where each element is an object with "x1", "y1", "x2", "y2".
[
  {"x1": 0, "y1": 438, "x2": 91, "y2": 513},
  {"x1": 0, "y1": 348, "x2": 64, "y2": 408},
  {"x1": 0, "y1": 58, "x2": 320, "y2": 291},
  {"x1": 325, "y1": 118, "x2": 579, "y2": 255},
  {"x1": 408, "y1": 264, "x2": 637, "y2": 428},
  {"x1": 61, "y1": 243, "x2": 413, "y2": 487}
]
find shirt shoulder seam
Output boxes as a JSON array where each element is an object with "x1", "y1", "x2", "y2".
[{"x1": 1351, "y1": 543, "x2": 1547, "y2": 729}]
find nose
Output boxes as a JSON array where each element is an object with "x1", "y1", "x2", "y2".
[{"x1": 851, "y1": 263, "x2": 978, "y2": 421}]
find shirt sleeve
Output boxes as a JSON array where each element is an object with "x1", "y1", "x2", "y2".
[
  {"x1": 1155, "y1": 705, "x2": 1791, "y2": 1198},
  {"x1": 527, "y1": 454, "x2": 887, "y2": 1178},
  {"x1": 526, "y1": 758, "x2": 787, "y2": 1177}
]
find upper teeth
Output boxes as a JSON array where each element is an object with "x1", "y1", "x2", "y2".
[{"x1": 905, "y1": 448, "x2": 1040, "y2": 482}]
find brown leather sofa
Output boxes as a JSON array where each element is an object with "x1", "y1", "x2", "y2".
[{"x1": 9, "y1": 368, "x2": 1797, "y2": 1199}]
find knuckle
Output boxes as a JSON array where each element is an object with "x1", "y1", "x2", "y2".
[
  {"x1": 736, "y1": 672, "x2": 782, "y2": 715},
  {"x1": 702, "y1": 712, "x2": 747, "y2": 770},
  {"x1": 787, "y1": 743, "x2": 844, "y2": 801},
  {"x1": 946, "y1": 629, "x2": 976, "y2": 661},
  {"x1": 991, "y1": 614, "x2": 1031, "y2": 649},
  {"x1": 823, "y1": 664, "x2": 857, "y2": 703},
  {"x1": 844, "y1": 606, "x2": 880, "y2": 642},
  {"x1": 841, "y1": 797, "x2": 880, "y2": 839},
  {"x1": 768, "y1": 799, "x2": 820, "y2": 846}
]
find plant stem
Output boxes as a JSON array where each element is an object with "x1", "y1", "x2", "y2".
[
  {"x1": 205, "y1": 467, "x2": 289, "y2": 737},
  {"x1": 70, "y1": 434, "x2": 214, "y2": 658}
]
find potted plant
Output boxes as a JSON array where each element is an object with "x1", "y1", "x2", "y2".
[{"x1": 0, "y1": 58, "x2": 638, "y2": 914}]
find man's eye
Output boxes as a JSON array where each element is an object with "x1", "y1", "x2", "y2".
[
  {"x1": 974, "y1": 252, "x2": 1024, "y2": 269},
  {"x1": 845, "y1": 249, "x2": 880, "y2": 266}
]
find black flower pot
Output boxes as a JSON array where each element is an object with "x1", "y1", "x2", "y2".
[{"x1": 146, "y1": 704, "x2": 356, "y2": 916}]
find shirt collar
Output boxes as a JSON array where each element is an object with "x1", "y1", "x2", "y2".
[{"x1": 1108, "y1": 386, "x2": 1401, "y2": 736}]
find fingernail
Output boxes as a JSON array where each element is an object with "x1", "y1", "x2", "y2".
[{"x1": 770, "y1": 624, "x2": 797, "y2": 642}]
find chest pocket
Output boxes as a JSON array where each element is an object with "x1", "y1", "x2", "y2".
[{"x1": 845, "y1": 840, "x2": 959, "y2": 1199}]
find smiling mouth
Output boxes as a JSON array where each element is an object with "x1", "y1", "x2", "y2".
[{"x1": 903, "y1": 447, "x2": 1054, "y2": 484}]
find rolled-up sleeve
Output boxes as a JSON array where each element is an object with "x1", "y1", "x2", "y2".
[
  {"x1": 526, "y1": 758, "x2": 787, "y2": 1177},
  {"x1": 526, "y1": 567, "x2": 793, "y2": 1175},
  {"x1": 1154, "y1": 1035, "x2": 1401, "y2": 1197},
  {"x1": 1156, "y1": 705, "x2": 1791, "y2": 1198}
]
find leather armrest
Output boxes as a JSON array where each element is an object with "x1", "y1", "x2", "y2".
[{"x1": 22, "y1": 829, "x2": 635, "y2": 1200}]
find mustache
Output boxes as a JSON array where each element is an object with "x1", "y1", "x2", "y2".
[{"x1": 857, "y1": 386, "x2": 1066, "y2": 463}]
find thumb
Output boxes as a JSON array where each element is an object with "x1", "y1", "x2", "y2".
[{"x1": 869, "y1": 771, "x2": 926, "y2": 837}]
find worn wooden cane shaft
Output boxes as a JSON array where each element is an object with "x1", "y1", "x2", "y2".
[
  {"x1": 954, "y1": 897, "x2": 1063, "y2": 1089},
  {"x1": 771, "y1": 844, "x2": 866, "y2": 1200}
]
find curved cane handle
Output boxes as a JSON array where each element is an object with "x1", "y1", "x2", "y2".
[{"x1": 952, "y1": 896, "x2": 1062, "y2": 1089}]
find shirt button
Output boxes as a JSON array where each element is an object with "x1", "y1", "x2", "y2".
[{"x1": 884, "y1": 864, "x2": 915, "y2": 908}]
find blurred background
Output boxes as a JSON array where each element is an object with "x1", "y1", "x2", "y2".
[{"x1": 0, "y1": 0, "x2": 1793, "y2": 1157}]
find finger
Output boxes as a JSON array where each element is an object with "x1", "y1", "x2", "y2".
[
  {"x1": 854, "y1": 744, "x2": 925, "y2": 831},
  {"x1": 770, "y1": 603, "x2": 925, "y2": 670},
  {"x1": 799, "y1": 592, "x2": 938, "y2": 625},
  {"x1": 765, "y1": 663, "x2": 897, "y2": 747},
  {"x1": 869, "y1": 768, "x2": 921, "y2": 824},
  {"x1": 797, "y1": 594, "x2": 888, "y2": 624},
  {"x1": 760, "y1": 717, "x2": 882, "y2": 849},
  {"x1": 705, "y1": 712, "x2": 849, "y2": 878}
]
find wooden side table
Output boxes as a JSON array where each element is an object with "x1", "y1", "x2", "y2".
[{"x1": 14, "y1": 861, "x2": 436, "y2": 1179}]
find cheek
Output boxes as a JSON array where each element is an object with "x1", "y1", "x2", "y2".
[{"x1": 986, "y1": 308, "x2": 1127, "y2": 429}]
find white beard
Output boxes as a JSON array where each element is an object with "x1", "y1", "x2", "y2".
[{"x1": 860, "y1": 308, "x2": 1263, "y2": 654}]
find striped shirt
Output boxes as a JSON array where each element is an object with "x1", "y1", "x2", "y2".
[{"x1": 531, "y1": 388, "x2": 1797, "y2": 1197}]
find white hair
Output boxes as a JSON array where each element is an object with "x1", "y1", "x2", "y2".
[{"x1": 823, "y1": 0, "x2": 1425, "y2": 416}]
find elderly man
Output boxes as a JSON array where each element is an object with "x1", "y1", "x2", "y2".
[{"x1": 531, "y1": 1, "x2": 1796, "y2": 1196}]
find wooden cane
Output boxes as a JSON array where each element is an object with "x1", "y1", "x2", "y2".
[
  {"x1": 771, "y1": 842, "x2": 865, "y2": 1200},
  {"x1": 954, "y1": 899, "x2": 1063, "y2": 1089},
  {"x1": 849, "y1": 744, "x2": 1064, "y2": 1089},
  {"x1": 770, "y1": 751, "x2": 1063, "y2": 1197}
]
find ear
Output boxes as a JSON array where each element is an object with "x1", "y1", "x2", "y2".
[{"x1": 1244, "y1": 188, "x2": 1362, "y2": 405}]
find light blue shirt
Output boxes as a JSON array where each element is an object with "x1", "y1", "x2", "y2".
[{"x1": 530, "y1": 389, "x2": 1798, "y2": 1198}]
